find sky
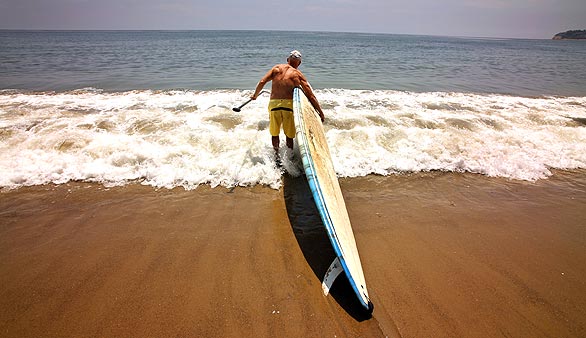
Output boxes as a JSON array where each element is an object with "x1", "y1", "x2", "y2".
[{"x1": 0, "y1": 0, "x2": 584, "y2": 39}]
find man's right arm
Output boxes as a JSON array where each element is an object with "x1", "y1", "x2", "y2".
[{"x1": 251, "y1": 67, "x2": 276, "y2": 99}]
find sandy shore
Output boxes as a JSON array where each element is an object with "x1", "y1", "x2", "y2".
[{"x1": 1, "y1": 171, "x2": 585, "y2": 337}]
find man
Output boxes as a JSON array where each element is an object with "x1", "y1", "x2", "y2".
[{"x1": 250, "y1": 50, "x2": 325, "y2": 152}]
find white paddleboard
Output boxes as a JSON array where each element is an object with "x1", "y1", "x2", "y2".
[{"x1": 293, "y1": 87, "x2": 373, "y2": 313}]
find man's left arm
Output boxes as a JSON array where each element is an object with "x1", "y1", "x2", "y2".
[{"x1": 299, "y1": 76, "x2": 325, "y2": 122}]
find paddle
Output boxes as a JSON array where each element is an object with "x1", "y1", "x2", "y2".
[{"x1": 232, "y1": 91, "x2": 268, "y2": 112}]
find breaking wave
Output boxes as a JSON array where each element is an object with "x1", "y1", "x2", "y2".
[{"x1": 1, "y1": 88, "x2": 585, "y2": 190}]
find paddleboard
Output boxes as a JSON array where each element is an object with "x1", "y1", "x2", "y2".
[{"x1": 293, "y1": 87, "x2": 374, "y2": 313}]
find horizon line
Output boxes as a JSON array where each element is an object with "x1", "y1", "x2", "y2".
[{"x1": 0, "y1": 28, "x2": 553, "y2": 40}]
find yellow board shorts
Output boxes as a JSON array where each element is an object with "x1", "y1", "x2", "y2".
[{"x1": 268, "y1": 99, "x2": 296, "y2": 139}]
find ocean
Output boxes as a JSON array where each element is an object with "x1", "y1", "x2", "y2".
[{"x1": 1, "y1": 30, "x2": 585, "y2": 190}]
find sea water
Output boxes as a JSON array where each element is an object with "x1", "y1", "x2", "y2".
[{"x1": 1, "y1": 30, "x2": 585, "y2": 189}]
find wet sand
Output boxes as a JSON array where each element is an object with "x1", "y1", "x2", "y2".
[{"x1": 1, "y1": 171, "x2": 585, "y2": 337}]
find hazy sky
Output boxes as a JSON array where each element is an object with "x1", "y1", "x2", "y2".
[{"x1": 0, "y1": 0, "x2": 584, "y2": 38}]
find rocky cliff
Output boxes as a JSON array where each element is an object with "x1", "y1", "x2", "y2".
[{"x1": 552, "y1": 30, "x2": 586, "y2": 40}]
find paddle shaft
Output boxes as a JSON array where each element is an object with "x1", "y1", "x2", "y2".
[
  {"x1": 232, "y1": 90, "x2": 268, "y2": 112},
  {"x1": 233, "y1": 98, "x2": 252, "y2": 112}
]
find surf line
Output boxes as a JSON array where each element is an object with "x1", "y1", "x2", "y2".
[{"x1": 227, "y1": 128, "x2": 261, "y2": 194}]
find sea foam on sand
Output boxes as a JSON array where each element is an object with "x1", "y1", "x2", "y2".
[{"x1": 1, "y1": 88, "x2": 585, "y2": 190}]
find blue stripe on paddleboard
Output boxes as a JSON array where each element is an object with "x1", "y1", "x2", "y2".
[{"x1": 293, "y1": 88, "x2": 370, "y2": 310}]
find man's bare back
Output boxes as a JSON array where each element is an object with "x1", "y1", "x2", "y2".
[
  {"x1": 266, "y1": 64, "x2": 302, "y2": 100},
  {"x1": 251, "y1": 54, "x2": 324, "y2": 121}
]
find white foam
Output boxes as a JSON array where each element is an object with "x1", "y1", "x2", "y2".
[
  {"x1": 1, "y1": 89, "x2": 585, "y2": 190},
  {"x1": 319, "y1": 89, "x2": 586, "y2": 181}
]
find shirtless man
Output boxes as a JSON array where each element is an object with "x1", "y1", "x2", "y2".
[{"x1": 250, "y1": 50, "x2": 325, "y2": 152}]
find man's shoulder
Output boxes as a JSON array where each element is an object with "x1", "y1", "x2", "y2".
[
  {"x1": 274, "y1": 63, "x2": 291, "y2": 70},
  {"x1": 269, "y1": 64, "x2": 286, "y2": 74}
]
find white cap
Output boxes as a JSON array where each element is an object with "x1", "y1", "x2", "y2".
[{"x1": 288, "y1": 50, "x2": 302, "y2": 60}]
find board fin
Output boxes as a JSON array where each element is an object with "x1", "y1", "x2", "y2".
[{"x1": 322, "y1": 257, "x2": 343, "y2": 296}]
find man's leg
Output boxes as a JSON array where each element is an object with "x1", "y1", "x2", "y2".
[
  {"x1": 272, "y1": 136, "x2": 280, "y2": 152},
  {"x1": 286, "y1": 137, "x2": 294, "y2": 149},
  {"x1": 282, "y1": 110, "x2": 295, "y2": 150}
]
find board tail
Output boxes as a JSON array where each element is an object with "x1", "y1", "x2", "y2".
[
  {"x1": 322, "y1": 257, "x2": 343, "y2": 295},
  {"x1": 322, "y1": 256, "x2": 374, "y2": 314}
]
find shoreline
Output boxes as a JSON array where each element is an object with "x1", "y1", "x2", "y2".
[{"x1": 1, "y1": 171, "x2": 585, "y2": 337}]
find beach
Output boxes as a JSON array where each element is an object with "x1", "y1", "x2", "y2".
[
  {"x1": 1, "y1": 29, "x2": 585, "y2": 338},
  {"x1": 1, "y1": 171, "x2": 585, "y2": 338}
]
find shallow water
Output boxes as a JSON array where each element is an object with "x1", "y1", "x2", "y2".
[{"x1": 1, "y1": 31, "x2": 585, "y2": 190}]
